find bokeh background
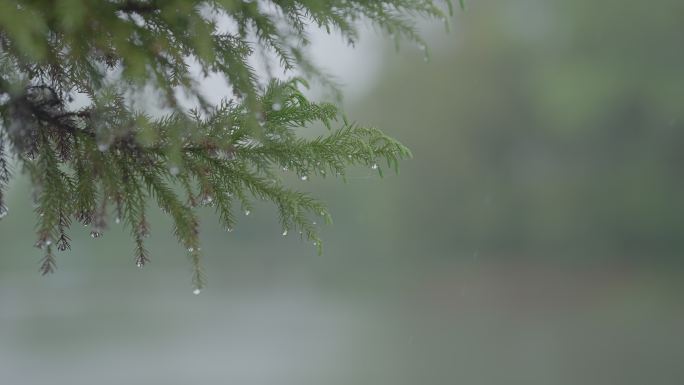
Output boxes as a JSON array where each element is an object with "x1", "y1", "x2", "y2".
[{"x1": 2, "y1": 0, "x2": 684, "y2": 384}]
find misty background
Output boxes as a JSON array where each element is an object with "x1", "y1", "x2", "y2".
[{"x1": 2, "y1": 0, "x2": 684, "y2": 384}]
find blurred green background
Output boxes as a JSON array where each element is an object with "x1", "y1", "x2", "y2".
[{"x1": 2, "y1": 0, "x2": 684, "y2": 384}]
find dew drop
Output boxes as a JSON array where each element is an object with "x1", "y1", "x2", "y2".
[
  {"x1": 227, "y1": 227, "x2": 234, "y2": 232},
  {"x1": 313, "y1": 241, "x2": 318, "y2": 246},
  {"x1": 300, "y1": 175, "x2": 308, "y2": 181},
  {"x1": 193, "y1": 289, "x2": 201, "y2": 295}
]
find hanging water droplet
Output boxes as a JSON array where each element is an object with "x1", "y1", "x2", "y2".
[
  {"x1": 282, "y1": 230, "x2": 288, "y2": 236},
  {"x1": 45, "y1": 239, "x2": 52, "y2": 246},
  {"x1": 90, "y1": 231, "x2": 102, "y2": 239},
  {"x1": 313, "y1": 241, "x2": 318, "y2": 246},
  {"x1": 0, "y1": 206, "x2": 8, "y2": 218},
  {"x1": 115, "y1": 217, "x2": 121, "y2": 224},
  {"x1": 300, "y1": 175, "x2": 308, "y2": 181},
  {"x1": 97, "y1": 143, "x2": 109, "y2": 152},
  {"x1": 201, "y1": 195, "x2": 213, "y2": 206},
  {"x1": 272, "y1": 102, "x2": 282, "y2": 111},
  {"x1": 226, "y1": 227, "x2": 234, "y2": 232},
  {"x1": 312, "y1": 221, "x2": 317, "y2": 225},
  {"x1": 193, "y1": 289, "x2": 201, "y2": 295},
  {"x1": 136, "y1": 261, "x2": 144, "y2": 268},
  {"x1": 282, "y1": 166, "x2": 289, "y2": 171},
  {"x1": 244, "y1": 210, "x2": 251, "y2": 216},
  {"x1": 169, "y1": 166, "x2": 180, "y2": 176},
  {"x1": 187, "y1": 247, "x2": 194, "y2": 252},
  {"x1": 320, "y1": 211, "x2": 325, "y2": 216},
  {"x1": 347, "y1": 154, "x2": 353, "y2": 159},
  {"x1": 371, "y1": 163, "x2": 379, "y2": 170}
]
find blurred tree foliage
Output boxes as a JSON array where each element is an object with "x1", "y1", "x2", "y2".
[
  {"x1": 0, "y1": 0, "x2": 454, "y2": 289},
  {"x1": 356, "y1": 0, "x2": 684, "y2": 262}
]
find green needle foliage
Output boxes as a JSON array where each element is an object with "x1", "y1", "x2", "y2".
[{"x1": 0, "y1": 0, "x2": 454, "y2": 290}]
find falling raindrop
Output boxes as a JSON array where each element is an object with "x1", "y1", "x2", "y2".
[
  {"x1": 244, "y1": 210, "x2": 251, "y2": 216},
  {"x1": 300, "y1": 175, "x2": 308, "y2": 181},
  {"x1": 193, "y1": 289, "x2": 201, "y2": 295}
]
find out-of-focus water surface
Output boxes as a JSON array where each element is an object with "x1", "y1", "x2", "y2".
[{"x1": 2, "y1": 0, "x2": 684, "y2": 384}]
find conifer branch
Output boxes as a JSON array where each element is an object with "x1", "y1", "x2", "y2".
[{"x1": 0, "y1": 0, "x2": 453, "y2": 290}]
